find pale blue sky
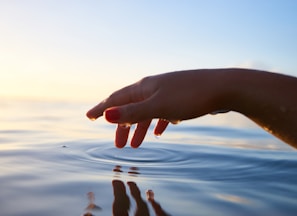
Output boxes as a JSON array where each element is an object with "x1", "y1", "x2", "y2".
[{"x1": 1, "y1": 0, "x2": 297, "y2": 100}]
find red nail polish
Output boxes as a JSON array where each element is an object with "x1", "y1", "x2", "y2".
[{"x1": 104, "y1": 108, "x2": 121, "y2": 122}]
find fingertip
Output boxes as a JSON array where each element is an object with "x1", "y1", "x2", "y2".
[
  {"x1": 115, "y1": 141, "x2": 126, "y2": 148},
  {"x1": 126, "y1": 181, "x2": 135, "y2": 187},
  {"x1": 86, "y1": 110, "x2": 98, "y2": 121},
  {"x1": 130, "y1": 120, "x2": 151, "y2": 148},
  {"x1": 86, "y1": 104, "x2": 104, "y2": 120},
  {"x1": 130, "y1": 134, "x2": 144, "y2": 148},
  {"x1": 86, "y1": 99, "x2": 108, "y2": 120},
  {"x1": 115, "y1": 124, "x2": 130, "y2": 148},
  {"x1": 130, "y1": 133, "x2": 146, "y2": 149},
  {"x1": 131, "y1": 142, "x2": 142, "y2": 149},
  {"x1": 114, "y1": 138, "x2": 127, "y2": 149},
  {"x1": 154, "y1": 119, "x2": 169, "y2": 136},
  {"x1": 115, "y1": 135, "x2": 128, "y2": 148}
]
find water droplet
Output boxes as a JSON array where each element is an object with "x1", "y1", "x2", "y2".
[
  {"x1": 154, "y1": 134, "x2": 161, "y2": 139},
  {"x1": 119, "y1": 123, "x2": 131, "y2": 128},
  {"x1": 263, "y1": 126, "x2": 273, "y2": 134},
  {"x1": 169, "y1": 119, "x2": 181, "y2": 125}
]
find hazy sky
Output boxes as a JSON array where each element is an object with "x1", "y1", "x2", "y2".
[{"x1": 1, "y1": 0, "x2": 297, "y2": 101}]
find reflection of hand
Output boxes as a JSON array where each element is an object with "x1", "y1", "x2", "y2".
[
  {"x1": 112, "y1": 180, "x2": 170, "y2": 216},
  {"x1": 83, "y1": 192, "x2": 102, "y2": 216},
  {"x1": 146, "y1": 190, "x2": 171, "y2": 216},
  {"x1": 112, "y1": 180, "x2": 130, "y2": 216},
  {"x1": 127, "y1": 181, "x2": 150, "y2": 216}
]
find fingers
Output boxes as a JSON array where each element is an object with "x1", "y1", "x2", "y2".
[
  {"x1": 104, "y1": 97, "x2": 157, "y2": 124},
  {"x1": 115, "y1": 119, "x2": 169, "y2": 148},
  {"x1": 154, "y1": 119, "x2": 169, "y2": 136},
  {"x1": 127, "y1": 181, "x2": 141, "y2": 198},
  {"x1": 86, "y1": 80, "x2": 151, "y2": 120},
  {"x1": 127, "y1": 182, "x2": 150, "y2": 215},
  {"x1": 86, "y1": 75, "x2": 169, "y2": 148},
  {"x1": 131, "y1": 120, "x2": 152, "y2": 148},
  {"x1": 115, "y1": 124, "x2": 131, "y2": 148},
  {"x1": 86, "y1": 99, "x2": 108, "y2": 120},
  {"x1": 115, "y1": 120, "x2": 151, "y2": 148}
]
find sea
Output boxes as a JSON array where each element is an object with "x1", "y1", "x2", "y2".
[{"x1": 0, "y1": 98, "x2": 296, "y2": 216}]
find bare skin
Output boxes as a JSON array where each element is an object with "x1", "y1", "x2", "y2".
[{"x1": 86, "y1": 68, "x2": 297, "y2": 149}]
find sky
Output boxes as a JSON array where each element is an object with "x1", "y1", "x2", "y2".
[{"x1": 1, "y1": 0, "x2": 297, "y2": 101}]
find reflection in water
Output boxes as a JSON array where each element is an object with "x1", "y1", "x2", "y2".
[
  {"x1": 112, "y1": 180, "x2": 170, "y2": 216},
  {"x1": 83, "y1": 192, "x2": 102, "y2": 216},
  {"x1": 146, "y1": 190, "x2": 171, "y2": 216},
  {"x1": 113, "y1": 165, "x2": 124, "y2": 173},
  {"x1": 112, "y1": 180, "x2": 131, "y2": 216},
  {"x1": 127, "y1": 181, "x2": 150, "y2": 216},
  {"x1": 128, "y1": 166, "x2": 140, "y2": 175},
  {"x1": 112, "y1": 165, "x2": 170, "y2": 216},
  {"x1": 2, "y1": 100, "x2": 297, "y2": 216},
  {"x1": 82, "y1": 166, "x2": 170, "y2": 216},
  {"x1": 113, "y1": 165, "x2": 140, "y2": 175},
  {"x1": 214, "y1": 193, "x2": 250, "y2": 204}
]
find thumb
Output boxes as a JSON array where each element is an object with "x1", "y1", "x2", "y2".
[{"x1": 104, "y1": 100, "x2": 157, "y2": 124}]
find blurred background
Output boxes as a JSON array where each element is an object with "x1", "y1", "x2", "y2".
[{"x1": 1, "y1": 0, "x2": 297, "y2": 102}]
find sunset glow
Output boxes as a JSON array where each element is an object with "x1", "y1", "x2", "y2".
[{"x1": 1, "y1": 1, "x2": 297, "y2": 101}]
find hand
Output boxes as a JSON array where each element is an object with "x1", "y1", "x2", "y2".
[{"x1": 86, "y1": 70, "x2": 227, "y2": 148}]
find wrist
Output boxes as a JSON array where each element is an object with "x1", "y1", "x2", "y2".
[{"x1": 208, "y1": 68, "x2": 242, "y2": 114}]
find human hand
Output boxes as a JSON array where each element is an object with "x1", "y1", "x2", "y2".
[{"x1": 86, "y1": 70, "x2": 228, "y2": 148}]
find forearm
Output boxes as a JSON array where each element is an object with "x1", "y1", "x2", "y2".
[{"x1": 222, "y1": 68, "x2": 297, "y2": 148}]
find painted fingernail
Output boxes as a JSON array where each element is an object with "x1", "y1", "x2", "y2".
[{"x1": 104, "y1": 108, "x2": 121, "y2": 122}]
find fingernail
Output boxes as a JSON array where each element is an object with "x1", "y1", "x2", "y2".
[{"x1": 104, "y1": 108, "x2": 121, "y2": 122}]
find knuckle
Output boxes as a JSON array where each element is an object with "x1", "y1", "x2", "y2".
[
  {"x1": 107, "y1": 90, "x2": 121, "y2": 104},
  {"x1": 138, "y1": 76, "x2": 157, "y2": 100},
  {"x1": 138, "y1": 75, "x2": 152, "y2": 84},
  {"x1": 122, "y1": 103, "x2": 137, "y2": 123}
]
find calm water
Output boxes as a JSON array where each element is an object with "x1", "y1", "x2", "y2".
[{"x1": 0, "y1": 99, "x2": 297, "y2": 216}]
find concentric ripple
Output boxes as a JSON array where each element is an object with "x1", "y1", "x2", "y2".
[
  {"x1": 83, "y1": 143, "x2": 188, "y2": 167},
  {"x1": 66, "y1": 141, "x2": 297, "y2": 183}
]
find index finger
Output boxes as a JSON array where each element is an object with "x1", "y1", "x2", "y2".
[{"x1": 86, "y1": 81, "x2": 146, "y2": 120}]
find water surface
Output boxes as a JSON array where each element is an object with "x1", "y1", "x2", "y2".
[{"x1": 0, "y1": 99, "x2": 296, "y2": 216}]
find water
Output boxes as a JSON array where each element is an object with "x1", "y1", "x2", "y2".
[{"x1": 0, "y1": 99, "x2": 297, "y2": 216}]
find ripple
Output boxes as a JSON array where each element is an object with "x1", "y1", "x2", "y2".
[
  {"x1": 66, "y1": 141, "x2": 297, "y2": 183},
  {"x1": 84, "y1": 143, "x2": 187, "y2": 167}
]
